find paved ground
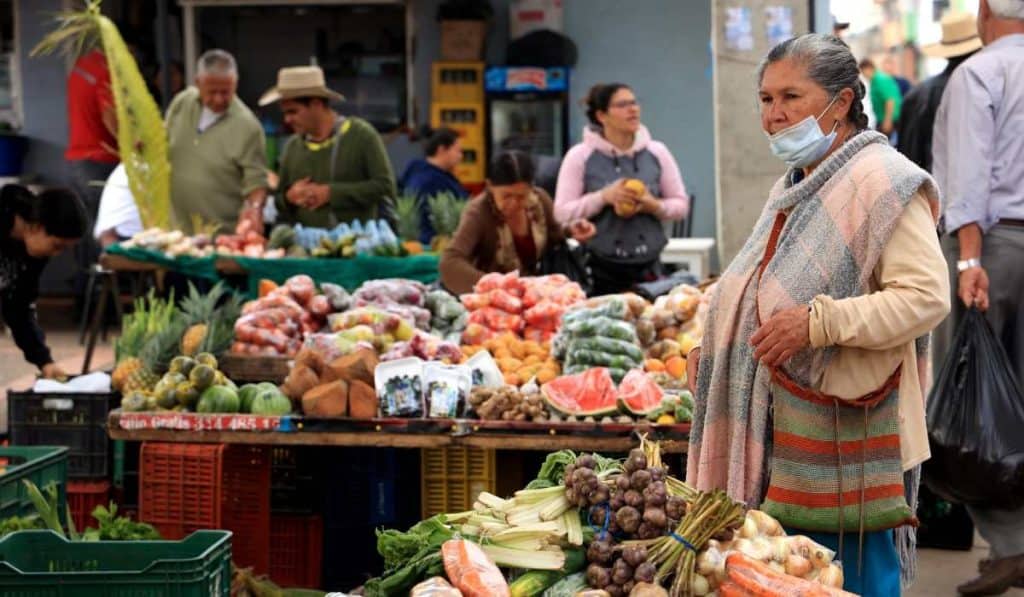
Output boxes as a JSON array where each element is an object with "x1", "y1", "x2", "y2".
[{"x1": 2, "y1": 305, "x2": 1023, "y2": 595}]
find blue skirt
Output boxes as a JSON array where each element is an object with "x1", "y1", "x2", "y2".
[{"x1": 801, "y1": 529, "x2": 901, "y2": 597}]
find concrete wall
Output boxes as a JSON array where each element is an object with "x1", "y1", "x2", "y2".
[
  {"x1": 712, "y1": 0, "x2": 810, "y2": 264},
  {"x1": 16, "y1": 0, "x2": 68, "y2": 186},
  {"x1": 563, "y1": 0, "x2": 716, "y2": 242}
]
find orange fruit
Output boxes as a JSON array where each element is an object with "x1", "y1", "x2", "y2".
[
  {"x1": 258, "y1": 279, "x2": 278, "y2": 298},
  {"x1": 536, "y1": 367, "x2": 557, "y2": 384},
  {"x1": 645, "y1": 358, "x2": 666, "y2": 373},
  {"x1": 503, "y1": 372, "x2": 521, "y2": 387},
  {"x1": 665, "y1": 356, "x2": 687, "y2": 380}
]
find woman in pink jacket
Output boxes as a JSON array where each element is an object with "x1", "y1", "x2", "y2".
[{"x1": 554, "y1": 83, "x2": 689, "y2": 295}]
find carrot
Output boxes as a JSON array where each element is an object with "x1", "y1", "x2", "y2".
[
  {"x1": 725, "y1": 553, "x2": 857, "y2": 597},
  {"x1": 441, "y1": 539, "x2": 510, "y2": 597},
  {"x1": 718, "y1": 580, "x2": 755, "y2": 597}
]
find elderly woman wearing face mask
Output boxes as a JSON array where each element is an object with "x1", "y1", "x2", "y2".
[{"x1": 686, "y1": 34, "x2": 950, "y2": 596}]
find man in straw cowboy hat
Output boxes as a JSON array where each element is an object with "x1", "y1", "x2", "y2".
[
  {"x1": 259, "y1": 65, "x2": 395, "y2": 228},
  {"x1": 933, "y1": 1, "x2": 1024, "y2": 593},
  {"x1": 896, "y1": 12, "x2": 981, "y2": 171}
]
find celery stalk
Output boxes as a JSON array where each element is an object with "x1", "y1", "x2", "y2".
[
  {"x1": 481, "y1": 544, "x2": 566, "y2": 570},
  {"x1": 538, "y1": 494, "x2": 571, "y2": 521},
  {"x1": 563, "y1": 510, "x2": 583, "y2": 546}
]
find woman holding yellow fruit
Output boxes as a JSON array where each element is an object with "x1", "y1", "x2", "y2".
[{"x1": 555, "y1": 83, "x2": 690, "y2": 295}]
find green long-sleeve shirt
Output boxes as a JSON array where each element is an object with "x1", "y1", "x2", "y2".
[
  {"x1": 166, "y1": 87, "x2": 267, "y2": 234},
  {"x1": 276, "y1": 116, "x2": 396, "y2": 227}
]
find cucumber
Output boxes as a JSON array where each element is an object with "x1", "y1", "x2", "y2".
[
  {"x1": 508, "y1": 549, "x2": 586, "y2": 597},
  {"x1": 541, "y1": 572, "x2": 587, "y2": 597}
]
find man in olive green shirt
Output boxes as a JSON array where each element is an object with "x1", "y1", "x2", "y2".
[
  {"x1": 259, "y1": 65, "x2": 395, "y2": 228},
  {"x1": 166, "y1": 49, "x2": 267, "y2": 235}
]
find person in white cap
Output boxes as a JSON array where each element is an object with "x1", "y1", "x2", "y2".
[
  {"x1": 896, "y1": 12, "x2": 982, "y2": 171},
  {"x1": 932, "y1": 1, "x2": 1024, "y2": 593},
  {"x1": 259, "y1": 65, "x2": 395, "y2": 228}
]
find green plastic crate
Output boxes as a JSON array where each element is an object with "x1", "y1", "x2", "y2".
[
  {"x1": 0, "y1": 530, "x2": 232, "y2": 596},
  {"x1": 0, "y1": 446, "x2": 67, "y2": 520}
]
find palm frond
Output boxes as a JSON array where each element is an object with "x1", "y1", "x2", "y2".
[{"x1": 32, "y1": 1, "x2": 171, "y2": 230}]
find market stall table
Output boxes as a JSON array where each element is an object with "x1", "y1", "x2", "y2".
[{"x1": 106, "y1": 411, "x2": 690, "y2": 453}]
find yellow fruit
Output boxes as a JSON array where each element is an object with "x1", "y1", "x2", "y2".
[
  {"x1": 624, "y1": 179, "x2": 646, "y2": 196},
  {"x1": 503, "y1": 372, "x2": 521, "y2": 387},
  {"x1": 181, "y1": 324, "x2": 207, "y2": 356},
  {"x1": 645, "y1": 358, "x2": 666, "y2": 373},
  {"x1": 657, "y1": 413, "x2": 676, "y2": 425},
  {"x1": 536, "y1": 368, "x2": 558, "y2": 384},
  {"x1": 615, "y1": 199, "x2": 638, "y2": 217},
  {"x1": 677, "y1": 333, "x2": 698, "y2": 356}
]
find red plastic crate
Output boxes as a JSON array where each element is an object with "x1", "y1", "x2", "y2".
[
  {"x1": 67, "y1": 480, "x2": 110, "y2": 531},
  {"x1": 139, "y1": 442, "x2": 270, "y2": 574},
  {"x1": 270, "y1": 513, "x2": 323, "y2": 588}
]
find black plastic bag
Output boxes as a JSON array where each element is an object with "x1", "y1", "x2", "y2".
[
  {"x1": 538, "y1": 240, "x2": 593, "y2": 295},
  {"x1": 923, "y1": 308, "x2": 1024, "y2": 509}
]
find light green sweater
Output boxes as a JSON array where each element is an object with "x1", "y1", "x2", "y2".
[
  {"x1": 275, "y1": 116, "x2": 396, "y2": 228},
  {"x1": 166, "y1": 87, "x2": 267, "y2": 234}
]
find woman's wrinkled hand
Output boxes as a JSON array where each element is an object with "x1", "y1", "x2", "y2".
[
  {"x1": 567, "y1": 219, "x2": 596, "y2": 242},
  {"x1": 750, "y1": 306, "x2": 810, "y2": 367}
]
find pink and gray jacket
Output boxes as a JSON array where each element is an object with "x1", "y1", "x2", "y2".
[{"x1": 554, "y1": 125, "x2": 689, "y2": 264}]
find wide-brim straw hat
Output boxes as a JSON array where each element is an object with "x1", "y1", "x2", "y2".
[
  {"x1": 258, "y1": 65, "x2": 345, "y2": 106},
  {"x1": 923, "y1": 12, "x2": 983, "y2": 58}
]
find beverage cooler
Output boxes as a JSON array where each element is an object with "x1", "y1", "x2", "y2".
[{"x1": 485, "y1": 66, "x2": 570, "y2": 192}]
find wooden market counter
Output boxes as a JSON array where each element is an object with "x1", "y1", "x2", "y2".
[{"x1": 107, "y1": 410, "x2": 690, "y2": 453}]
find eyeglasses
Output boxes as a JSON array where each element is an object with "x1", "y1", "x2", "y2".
[{"x1": 609, "y1": 99, "x2": 640, "y2": 109}]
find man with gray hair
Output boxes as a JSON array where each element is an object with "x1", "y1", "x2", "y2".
[
  {"x1": 165, "y1": 49, "x2": 267, "y2": 234},
  {"x1": 932, "y1": 0, "x2": 1024, "y2": 593}
]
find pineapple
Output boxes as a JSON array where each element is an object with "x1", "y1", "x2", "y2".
[
  {"x1": 395, "y1": 192, "x2": 424, "y2": 255},
  {"x1": 179, "y1": 282, "x2": 241, "y2": 356},
  {"x1": 112, "y1": 290, "x2": 176, "y2": 392},
  {"x1": 123, "y1": 318, "x2": 187, "y2": 394},
  {"x1": 428, "y1": 191, "x2": 466, "y2": 253}
]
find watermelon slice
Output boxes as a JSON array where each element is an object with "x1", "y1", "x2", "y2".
[
  {"x1": 542, "y1": 368, "x2": 618, "y2": 416},
  {"x1": 617, "y1": 369, "x2": 665, "y2": 415}
]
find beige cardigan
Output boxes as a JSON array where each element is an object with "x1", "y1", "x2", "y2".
[{"x1": 808, "y1": 191, "x2": 950, "y2": 470}]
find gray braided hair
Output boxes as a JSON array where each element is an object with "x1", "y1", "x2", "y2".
[{"x1": 756, "y1": 33, "x2": 869, "y2": 131}]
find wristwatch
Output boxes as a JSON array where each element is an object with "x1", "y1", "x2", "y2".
[{"x1": 957, "y1": 258, "x2": 982, "y2": 273}]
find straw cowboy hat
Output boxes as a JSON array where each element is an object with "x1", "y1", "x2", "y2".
[
  {"x1": 258, "y1": 65, "x2": 345, "y2": 106},
  {"x1": 923, "y1": 12, "x2": 983, "y2": 58}
]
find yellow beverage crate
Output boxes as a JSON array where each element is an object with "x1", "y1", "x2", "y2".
[
  {"x1": 432, "y1": 61, "x2": 485, "y2": 103},
  {"x1": 454, "y1": 135, "x2": 486, "y2": 185},
  {"x1": 430, "y1": 101, "x2": 485, "y2": 146},
  {"x1": 420, "y1": 447, "x2": 496, "y2": 518}
]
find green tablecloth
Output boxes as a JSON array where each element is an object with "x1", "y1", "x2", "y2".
[
  {"x1": 106, "y1": 244, "x2": 220, "y2": 281},
  {"x1": 231, "y1": 254, "x2": 440, "y2": 295},
  {"x1": 105, "y1": 243, "x2": 440, "y2": 296}
]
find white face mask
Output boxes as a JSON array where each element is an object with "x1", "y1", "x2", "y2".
[{"x1": 765, "y1": 96, "x2": 840, "y2": 169}]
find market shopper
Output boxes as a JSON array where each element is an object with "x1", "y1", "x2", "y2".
[
  {"x1": 260, "y1": 65, "x2": 396, "y2": 228},
  {"x1": 859, "y1": 58, "x2": 903, "y2": 140},
  {"x1": 687, "y1": 34, "x2": 949, "y2": 596},
  {"x1": 931, "y1": 1, "x2": 1024, "y2": 593},
  {"x1": 553, "y1": 83, "x2": 689, "y2": 296},
  {"x1": 398, "y1": 127, "x2": 469, "y2": 244},
  {"x1": 166, "y1": 49, "x2": 268, "y2": 235},
  {"x1": 896, "y1": 12, "x2": 981, "y2": 172},
  {"x1": 440, "y1": 151, "x2": 595, "y2": 295},
  {"x1": 1, "y1": 185, "x2": 89, "y2": 379},
  {"x1": 65, "y1": 47, "x2": 119, "y2": 319}
]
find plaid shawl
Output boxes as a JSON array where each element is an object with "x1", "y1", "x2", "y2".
[{"x1": 687, "y1": 131, "x2": 939, "y2": 506}]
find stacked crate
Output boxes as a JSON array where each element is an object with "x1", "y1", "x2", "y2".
[
  {"x1": 7, "y1": 390, "x2": 115, "y2": 531},
  {"x1": 430, "y1": 62, "x2": 486, "y2": 186}
]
